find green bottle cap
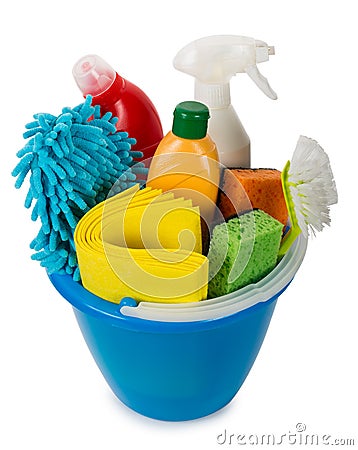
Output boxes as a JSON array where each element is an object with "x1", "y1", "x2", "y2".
[{"x1": 172, "y1": 101, "x2": 210, "y2": 139}]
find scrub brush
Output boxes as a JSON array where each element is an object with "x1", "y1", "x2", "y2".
[
  {"x1": 12, "y1": 95, "x2": 147, "y2": 280},
  {"x1": 278, "y1": 135, "x2": 338, "y2": 256}
]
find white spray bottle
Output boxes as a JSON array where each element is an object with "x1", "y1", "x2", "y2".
[{"x1": 173, "y1": 35, "x2": 277, "y2": 168}]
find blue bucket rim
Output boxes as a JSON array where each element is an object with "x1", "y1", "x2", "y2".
[
  {"x1": 49, "y1": 234, "x2": 307, "y2": 331},
  {"x1": 49, "y1": 272, "x2": 284, "y2": 333}
]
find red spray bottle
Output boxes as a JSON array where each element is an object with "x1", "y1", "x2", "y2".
[{"x1": 73, "y1": 54, "x2": 163, "y2": 162}]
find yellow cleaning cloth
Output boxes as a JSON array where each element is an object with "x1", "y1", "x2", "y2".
[{"x1": 74, "y1": 184, "x2": 208, "y2": 303}]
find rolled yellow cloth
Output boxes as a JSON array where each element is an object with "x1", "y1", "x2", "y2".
[{"x1": 74, "y1": 184, "x2": 208, "y2": 303}]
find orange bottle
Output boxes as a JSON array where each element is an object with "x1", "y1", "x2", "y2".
[{"x1": 147, "y1": 101, "x2": 220, "y2": 226}]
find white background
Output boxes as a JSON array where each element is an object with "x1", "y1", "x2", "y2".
[{"x1": 1, "y1": 1, "x2": 357, "y2": 449}]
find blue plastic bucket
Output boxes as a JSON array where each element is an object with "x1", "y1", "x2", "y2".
[{"x1": 49, "y1": 234, "x2": 307, "y2": 421}]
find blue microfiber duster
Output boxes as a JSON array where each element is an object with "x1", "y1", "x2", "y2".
[{"x1": 12, "y1": 95, "x2": 147, "y2": 280}]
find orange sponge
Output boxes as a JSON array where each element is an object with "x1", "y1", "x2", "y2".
[{"x1": 218, "y1": 169, "x2": 288, "y2": 226}]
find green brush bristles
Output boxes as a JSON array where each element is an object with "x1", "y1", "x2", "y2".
[{"x1": 12, "y1": 95, "x2": 147, "y2": 280}]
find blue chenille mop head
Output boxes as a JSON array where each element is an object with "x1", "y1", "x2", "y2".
[{"x1": 12, "y1": 95, "x2": 147, "y2": 280}]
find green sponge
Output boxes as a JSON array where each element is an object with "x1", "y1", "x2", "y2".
[{"x1": 208, "y1": 210, "x2": 284, "y2": 298}]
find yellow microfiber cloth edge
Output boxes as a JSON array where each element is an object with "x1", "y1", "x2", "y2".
[{"x1": 74, "y1": 184, "x2": 208, "y2": 304}]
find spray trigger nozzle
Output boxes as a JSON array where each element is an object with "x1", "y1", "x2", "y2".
[
  {"x1": 173, "y1": 35, "x2": 278, "y2": 106},
  {"x1": 246, "y1": 65, "x2": 277, "y2": 100}
]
